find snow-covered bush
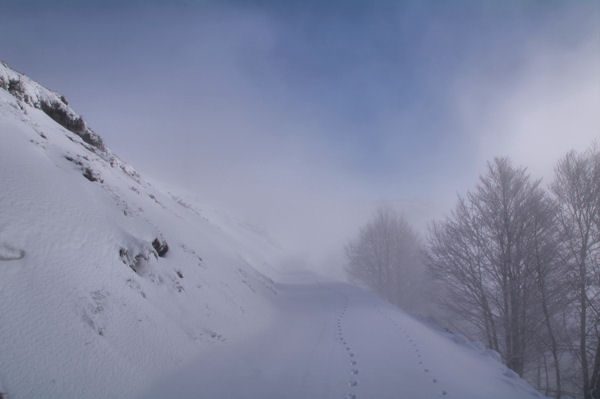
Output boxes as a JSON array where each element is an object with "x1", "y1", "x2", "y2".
[
  {"x1": 8, "y1": 78, "x2": 24, "y2": 97},
  {"x1": 82, "y1": 167, "x2": 101, "y2": 183},
  {"x1": 40, "y1": 100, "x2": 85, "y2": 134}
]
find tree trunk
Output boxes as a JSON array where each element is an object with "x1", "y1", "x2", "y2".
[
  {"x1": 582, "y1": 281, "x2": 591, "y2": 399},
  {"x1": 590, "y1": 340, "x2": 600, "y2": 399},
  {"x1": 535, "y1": 242, "x2": 562, "y2": 398}
]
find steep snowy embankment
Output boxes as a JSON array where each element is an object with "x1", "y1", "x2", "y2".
[{"x1": 0, "y1": 62, "x2": 280, "y2": 398}]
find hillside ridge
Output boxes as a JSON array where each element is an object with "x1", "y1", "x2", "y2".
[{"x1": 0, "y1": 61, "x2": 281, "y2": 399}]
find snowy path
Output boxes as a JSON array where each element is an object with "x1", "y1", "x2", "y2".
[{"x1": 140, "y1": 272, "x2": 537, "y2": 399}]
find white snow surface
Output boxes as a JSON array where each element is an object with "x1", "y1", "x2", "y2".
[{"x1": 0, "y1": 62, "x2": 545, "y2": 399}]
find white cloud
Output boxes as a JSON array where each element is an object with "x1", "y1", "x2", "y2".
[{"x1": 456, "y1": 30, "x2": 600, "y2": 182}]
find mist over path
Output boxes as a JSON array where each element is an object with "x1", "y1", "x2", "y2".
[{"x1": 141, "y1": 272, "x2": 539, "y2": 399}]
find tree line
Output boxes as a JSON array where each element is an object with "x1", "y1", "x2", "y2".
[{"x1": 345, "y1": 144, "x2": 599, "y2": 399}]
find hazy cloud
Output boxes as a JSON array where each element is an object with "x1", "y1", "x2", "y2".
[
  {"x1": 1, "y1": 1, "x2": 598, "y2": 276},
  {"x1": 456, "y1": 23, "x2": 600, "y2": 182}
]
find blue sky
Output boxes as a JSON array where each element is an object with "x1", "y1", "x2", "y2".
[{"x1": 2, "y1": 1, "x2": 599, "y2": 272}]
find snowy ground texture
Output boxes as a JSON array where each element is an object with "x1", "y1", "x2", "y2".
[{"x1": 0, "y1": 62, "x2": 545, "y2": 398}]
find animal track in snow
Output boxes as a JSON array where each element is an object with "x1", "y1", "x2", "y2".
[
  {"x1": 336, "y1": 295, "x2": 359, "y2": 398},
  {"x1": 377, "y1": 306, "x2": 450, "y2": 399}
]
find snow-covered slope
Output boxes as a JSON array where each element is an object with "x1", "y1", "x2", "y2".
[
  {"x1": 0, "y1": 62, "x2": 545, "y2": 399},
  {"x1": 0, "y1": 62, "x2": 281, "y2": 398}
]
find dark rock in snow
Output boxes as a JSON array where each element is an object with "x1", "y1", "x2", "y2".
[{"x1": 152, "y1": 238, "x2": 169, "y2": 257}]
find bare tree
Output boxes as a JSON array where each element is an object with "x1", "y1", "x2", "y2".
[
  {"x1": 552, "y1": 145, "x2": 600, "y2": 399},
  {"x1": 428, "y1": 158, "x2": 562, "y2": 379},
  {"x1": 526, "y1": 192, "x2": 567, "y2": 398},
  {"x1": 428, "y1": 196, "x2": 501, "y2": 352},
  {"x1": 345, "y1": 206, "x2": 428, "y2": 312}
]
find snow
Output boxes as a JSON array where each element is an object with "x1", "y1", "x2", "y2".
[
  {"x1": 139, "y1": 273, "x2": 543, "y2": 399},
  {"x1": 0, "y1": 64, "x2": 279, "y2": 398},
  {"x1": 0, "y1": 62, "x2": 545, "y2": 399}
]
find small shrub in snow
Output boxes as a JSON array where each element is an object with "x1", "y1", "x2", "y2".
[
  {"x1": 0, "y1": 76, "x2": 7, "y2": 90},
  {"x1": 77, "y1": 127, "x2": 106, "y2": 152},
  {"x1": 64, "y1": 155, "x2": 81, "y2": 165},
  {"x1": 8, "y1": 78, "x2": 24, "y2": 97},
  {"x1": 65, "y1": 154, "x2": 102, "y2": 183},
  {"x1": 82, "y1": 167, "x2": 100, "y2": 183},
  {"x1": 7, "y1": 78, "x2": 32, "y2": 104}
]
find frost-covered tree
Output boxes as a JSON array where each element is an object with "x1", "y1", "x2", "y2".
[
  {"x1": 525, "y1": 191, "x2": 567, "y2": 398},
  {"x1": 428, "y1": 158, "x2": 561, "y2": 378},
  {"x1": 552, "y1": 145, "x2": 600, "y2": 399},
  {"x1": 345, "y1": 207, "x2": 427, "y2": 312}
]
